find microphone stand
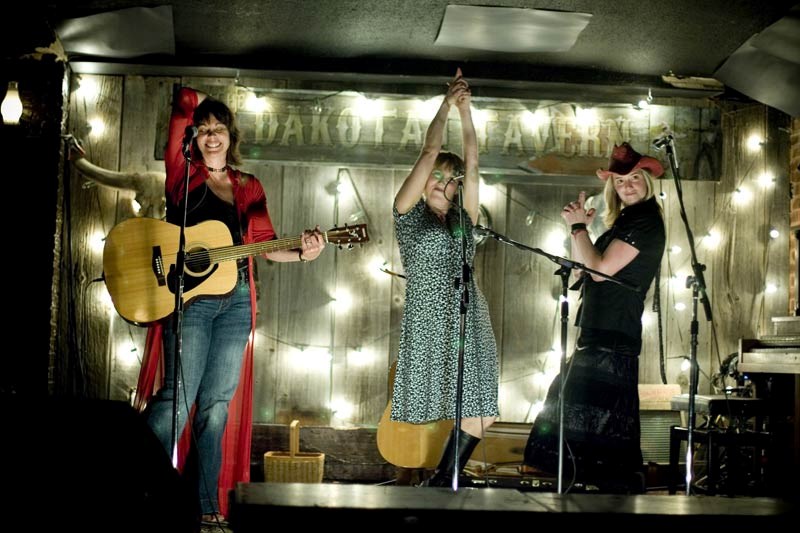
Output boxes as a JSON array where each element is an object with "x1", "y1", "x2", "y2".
[
  {"x1": 474, "y1": 225, "x2": 638, "y2": 494},
  {"x1": 451, "y1": 180, "x2": 469, "y2": 491},
  {"x1": 658, "y1": 137, "x2": 712, "y2": 496},
  {"x1": 168, "y1": 135, "x2": 193, "y2": 466}
]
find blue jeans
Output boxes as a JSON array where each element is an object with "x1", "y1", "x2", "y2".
[{"x1": 145, "y1": 273, "x2": 251, "y2": 515}]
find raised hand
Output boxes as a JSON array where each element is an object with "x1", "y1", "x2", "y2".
[
  {"x1": 561, "y1": 191, "x2": 596, "y2": 226},
  {"x1": 445, "y1": 67, "x2": 470, "y2": 107}
]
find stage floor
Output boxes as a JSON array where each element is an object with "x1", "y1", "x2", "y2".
[{"x1": 229, "y1": 482, "x2": 798, "y2": 531}]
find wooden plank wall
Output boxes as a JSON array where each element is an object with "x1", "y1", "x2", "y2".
[
  {"x1": 57, "y1": 74, "x2": 791, "y2": 429},
  {"x1": 61, "y1": 74, "x2": 124, "y2": 398}
]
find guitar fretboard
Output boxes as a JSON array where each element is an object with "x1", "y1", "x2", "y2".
[{"x1": 186, "y1": 234, "x2": 312, "y2": 267}]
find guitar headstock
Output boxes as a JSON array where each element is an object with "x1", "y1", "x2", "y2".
[{"x1": 326, "y1": 224, "x2": 369, "y2": 249}]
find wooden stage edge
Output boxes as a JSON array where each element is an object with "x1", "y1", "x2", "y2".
[{"x1": 230, "y1": 482, "x2": 798, "y2": 530}]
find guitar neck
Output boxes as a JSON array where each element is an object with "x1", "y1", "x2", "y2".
[{"x1": 206, "y1": 234, "x2": 308, "y2": 264}]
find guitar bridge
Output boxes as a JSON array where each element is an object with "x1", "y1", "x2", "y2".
[{"x1": 152, "y1": 246, "x2": 166, "y2": 287}]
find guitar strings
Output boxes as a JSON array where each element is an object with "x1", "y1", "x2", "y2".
[
  {"x1": 177, "y1": 225, "x2": 365, "y2": 268},
  {"x1": 188, "y1": 235, "x2": 305, "y2": 266}
]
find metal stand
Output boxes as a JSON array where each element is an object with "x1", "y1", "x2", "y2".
[
  {"x1": 167, "y1": 129, "x2": 196, "y2": 465},
  {"x1": 657, "y1": 137, "x2": 712, "y2": 495},
  {"x1": 473, "y1": 225, "x2": 637, "y2": 493},
  {"x1": 451, "y1": 180, "x2": 470, "y2": 491}
]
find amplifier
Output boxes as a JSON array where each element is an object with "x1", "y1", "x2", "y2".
[{"x1": 640, "y1": 384, "x2": 683, "y2": 464}]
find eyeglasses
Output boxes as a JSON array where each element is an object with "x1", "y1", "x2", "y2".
[
  {"x1": 197, "y1": 125, "x2": 228, "y2": 136},
  {"x1": 432, "y1": 169, "x2": 465, "y2": 183}
]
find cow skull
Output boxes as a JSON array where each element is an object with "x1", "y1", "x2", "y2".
[{"x1": 65, "y1": 135, "x2": 166, "y2": 219}]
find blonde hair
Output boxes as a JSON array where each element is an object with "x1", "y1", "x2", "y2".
[{"x1": 602, "y1": 169, "x2": 661, "y2": 226}]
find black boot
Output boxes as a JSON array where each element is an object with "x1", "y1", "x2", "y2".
[{"x1": 425, "y1": 429, "x2": 480, "y2": 487}]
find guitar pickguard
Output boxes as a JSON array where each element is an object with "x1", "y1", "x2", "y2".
[{"x1": 166, "y1": 263, "x2": 219, "y2": 295}]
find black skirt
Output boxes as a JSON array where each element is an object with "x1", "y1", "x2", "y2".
[{"x1": 523, "y1": 329, "x2": 642, "y2": 483}]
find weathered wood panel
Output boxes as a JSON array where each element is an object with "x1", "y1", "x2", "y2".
[
  {"x1": 63, "y1": 74, "x2": 123, "y2": 398},
  {"x1": 272, "y1": 166, "x2": 337, "y2": 424},
  {"x1": 496, "y1": 183, "x2": 587, "y2": 422},
  {"x1": 706, "y1": 104, "x2": 791, "y2": 383},
  {"x1": 105, "y1": 76, "x2": 177, "y2": 402},
  {"x1": 330, "y1": 167, "x2": 395, "y2": 426},
  {"x1": 250, "y1": 162, "x2": 287, "y2": 423},
  {"x1": 473, "y1": 181, "x2": 508, "y2": 376},
  {"x1": 60, "y1": 72, "x2": 790, "y2": 429}
]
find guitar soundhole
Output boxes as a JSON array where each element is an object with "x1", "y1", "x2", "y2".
[{"x1": 185, "y1": 248, "x2": 212, "y2": 275}]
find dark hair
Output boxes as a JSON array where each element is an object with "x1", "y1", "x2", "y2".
[
  {"x1": 434, "y1": 151, "x2": 465, "y2": 177},
  {"x1": 192, "y1": 97, "x2": 242, "y2": 166}
]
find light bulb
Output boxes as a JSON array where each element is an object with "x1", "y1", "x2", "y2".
[{"x1": 1, "y1": 82, "x2": 23, "y2": 124}]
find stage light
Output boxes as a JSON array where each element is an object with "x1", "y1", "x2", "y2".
[
  {"x1": 766, "y1": 282, "x2": 778, "y2": 294},
  {"x1": 757, "y1": 172, "x2": 775, "y2": 187},
  {"x1": 634, "y1": 88, "x2": 653, "y2": 110},
  {"x1": 88, "y1": 117, "x2": 105, "y2": 137},
  {"x1": 746, "y1": 134, "x2": 764, "y2": 151},
  {"x1": 244, "y1": 92, "x2": 269, "y2": 113}
]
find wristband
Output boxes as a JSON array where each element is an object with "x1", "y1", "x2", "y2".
[
  {"x1": 298, "y1": 250, "x2": 308, "y2": 262},
  {"x1": 570, "y1": 223, "x2": 587, "y2": 235}
]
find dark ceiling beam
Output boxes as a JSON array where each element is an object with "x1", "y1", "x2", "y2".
[{"x1": 69, "y1": 56, "x2": 722, "y2": 105}]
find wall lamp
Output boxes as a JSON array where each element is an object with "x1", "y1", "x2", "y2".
[{"x1": 1, "y1": 81, "x2": 23, "y2": 124}]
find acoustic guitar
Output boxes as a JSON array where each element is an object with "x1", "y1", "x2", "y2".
[
  {"x1": 376, "y1": 361, "x2": 453, "y2": 469},
  {"x1": 102, "y1": 218, "x2": 369, "y2": 325}
]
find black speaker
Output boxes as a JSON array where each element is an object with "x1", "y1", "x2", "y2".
[{"x1": 3, "y1": 397, "x2": 196, "y2": 532}]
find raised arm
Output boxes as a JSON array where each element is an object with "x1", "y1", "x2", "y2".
[
  {"x1": 394, "y1": 68, "x2": 469, "y2": 215},
  {"x1": 164, "y1": 87, "x2": 208, "y2": 203},
  {"x1": 455, "y1": 77, "x2": 478, "y2": 223}
]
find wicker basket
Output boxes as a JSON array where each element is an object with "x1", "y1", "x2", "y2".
[{"x1": 263, "y1": 420, "x2": 325, "y2": 483}]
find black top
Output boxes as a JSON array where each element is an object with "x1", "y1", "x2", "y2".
[
  {"x1": 167, "y1": 182, "x2": 247, "y2": 270},
  {"x1": 574, "y1": 196, "x2": 665, "y2": 344}
]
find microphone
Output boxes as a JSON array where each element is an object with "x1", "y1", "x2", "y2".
[
  {"x1": 183, "y1": 125, "x2": 198, "y2": 145},
  {"x1": 182, "y1": 125, "x2": 198, "y2": 157},
  {"x1": 652, "y1": 134, "x2": 673, "y2": 150},
  {"x1": 447, "y1": 173, "x2": 465, "y2": 187},
  {"x1": 473, "y1": 225, "x2": 492, "y2": 238}
]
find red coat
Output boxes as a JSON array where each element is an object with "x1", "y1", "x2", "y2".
[{"x1": 135, "y1": 87, "x2": 275, "y2": 516}]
